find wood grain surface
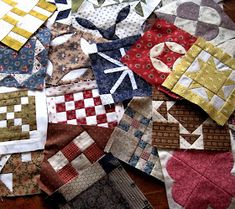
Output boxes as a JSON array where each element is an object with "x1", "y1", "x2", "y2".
[{"x1": 0, "y1": 1, "x2": 235, "y2": 208}]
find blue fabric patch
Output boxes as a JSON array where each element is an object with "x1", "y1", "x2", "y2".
[
  {"x1": 134, "y1": 130, "x2": 144, "y2": 139},
  {"x1": 140, "y1": 117, "x2": 150, "y2": 126},
  {"x1": 151, "y1": 147, "x2": 158, "y2": 156},
  {"x1": 118, "y1": 121, "x2": 130, "y2": 132},
  {"x1": 138, "y1": 139, "x2": 147, "y2": 149},
  {"x1": 144, "y1": 161, "x2": 154, "y2": 174},
  {"x1": 56, "y1": 9, "x2": 71, "y2": 20},
  {"x1": 125, "y1": 107, "x2": 135, "y2": 118},
  {"x1": 89, "y1": 36, "x2": 152, "y2": 103},
  {"x1": 129, "y1": 155, "x2": 139, "y2": 167}
]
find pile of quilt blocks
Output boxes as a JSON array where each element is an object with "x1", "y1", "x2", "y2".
[{"x1": 0, "y1": 0, "x2": 235, "y2": 208}]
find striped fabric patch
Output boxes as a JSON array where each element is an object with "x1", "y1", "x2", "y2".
[{"x1": 0, "y1": 0, "x2": 56, "y2": 50}]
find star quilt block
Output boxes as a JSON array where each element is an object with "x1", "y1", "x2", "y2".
[
  {"x1": 88, "y1": 36, "x2": 152, "y2": 104},
  {"x1": 152, "y1": 88, "x2": 232, "y2": 151},
  {"x1": 38, "y1": 123, "x2": 114, "y2": 194},
  {"x1": 0, "y1": 27, "x2": 51, "y2": 90},
  {"x1": 163, "y1": 37, "x2": 235, "y2": 126},
  {"x1": 121, "y1": 18, "x2": 197, "y2": 97},
  {"x1": 155, "y1": 0, "x2": 235, "y2": 46},
  {"x1": 105, "y1": 97, "x2": 164, "y2": 181},
  {"x1": 158, "y1": 150, "x2": 235, "y2": 209},
  {"x1": 49, "y1": 154, "x2": 153, "y2": 209},
  {"x1": 0, "y1": 151, "x2": 43, "y2": 196},
  {"x1": 0, "y1": 87, "x2": 48, "y2": 155},
  {"x1": 0, "y1": 0, "x2": 56, "y2": 51},
  {"x1": 46, "y1": 80, "x2": 123, "y2": 128}
]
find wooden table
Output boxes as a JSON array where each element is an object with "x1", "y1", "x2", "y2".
[{"x1": 1, "y1": 0, "x2": 235, "y2": 208}]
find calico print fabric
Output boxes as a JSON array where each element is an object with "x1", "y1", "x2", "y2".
[
  {"x1": 0, "y1": 0, "x2": 56, "y2": 51},
  {"x1": 47, "y1": 23, "x2": 105, "y2": 85},
  {"x1": 105, "y1": 97, "x2": 164, "y2": 181},
  {"x1": 158, "y1": 150, "x2": 235, "y2": 209},
  {"x1": 121, "y1": 18, "x2": 197, "y2": 96},
  {"x1": 0, "y1": 151, "x2": 43, "y2": 196},
  {"x1": 50, "y1": 154, "x2": 153, "y2": 209},
  {"x1": 46, "y1": 81, "x2": 121, "y2": 128},
  {"x1": 156, "y1": 0, "x2": 235, "y2": 46},
  {"x1": 89, "y1": 35, "x2": 152, "y2": 104},
  {"x1": 73, "y1": 0, "x2": 161, "y2": 39},
  {"x1": 163, "y1": 38, "x2": 235, "y2": 126},
  {"x1": 0, "y1": 27, "x2": 51, "y2": 90},
  {"x1": 152, "y1": 88, "x2": 232, "y2": 151},
  {"x1": 38, "y1": 123, "x2": 113, "y2": 194},
  {"x1": 0, "y1": 87, "x2": 48, "y2": 155}
]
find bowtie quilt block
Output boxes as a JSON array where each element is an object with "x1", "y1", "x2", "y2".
[
  {"x1": 0, "y1": 87, "x2": 48, "y2": 155},
  {"x1": 152, "y1": 88, "x2": 232, "y2": 151},
  {"x1": 47, "y1": 23, "x2": 105, "y2": 86},
  {"x1": 0, "y1": 0, "x2": 56, "y2": 51},
  {"x1": 0, "y1": 151, "x2": 43, "y2": 196},
  {"x1": 46, "y1": 81, "x2": 122, "y2": 128},
  {"x1": 38, "y1": 123, "x2": 114, "y2": 194},
  {"x1": 88, "y1": 36, "x2": 152, "y2": 104},
  {"x1": 121, "y1": 18, "x2": 197, "y2": 98},
  {"x1": 162, "y1": 37, "x2": 235, "y2": 126},
  {"x1": 49, "y1": 154, "x2": 154, "y2": 209},
  {"x1": 0, "y1": 27, "x2": 51, "y2": 90},
  {"x1": 73, "y1": 0, "x2": 161, "y2": 39},
  {"x1": 155, "y1": 0, "x2": 235, "y2": 46},
  {"x1": 105, "y1": 97, "x2": 164, "y2": 181},
  {"x1": 158, "y1": 150, "x2": 235, "y2": 209}
]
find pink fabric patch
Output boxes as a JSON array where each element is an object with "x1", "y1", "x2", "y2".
[{"x1": 166, "y1": 151, "x2": 235, "y2": 209}]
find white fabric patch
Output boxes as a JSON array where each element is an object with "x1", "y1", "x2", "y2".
[
  {"x1": 21, "y1": 152, "x2": 32, "y2": 162},
  {"x1": 71, "y1": 153, "x2": 92, "y2": 172},
  {"x1": 73, "y1": 131, "x2": 94, "y2": 151},
  {"x1": 48, "y1": 151, "x2": 69, "y2": 172},
  {"x1": 0, "y1": 173, "x2": 13, "y2": 192}
]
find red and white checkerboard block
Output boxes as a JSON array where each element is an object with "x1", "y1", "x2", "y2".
[
  {"x1": 48, "y1": 131, "x2": 104, "y2": 183},
  {"x1": 47, "y1": 89, "x2": 118, "y2": 128}
]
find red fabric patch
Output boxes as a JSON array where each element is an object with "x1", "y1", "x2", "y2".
[
  {"x1": 61, "y1": 142, "x2": 81, "y2": 162},
  {"x1": 121, "y1": 19, "x2": 197, "y2": 97},
  {"x1": 96, "y1": 114, "x2": 108, "y2": 124},
  {"x1": 77, "y1": 117, "x2": 87, "y2": 124},
  {"x1": 56, "y1": 103, "x2": 66, "y2": 112},
  {"x1": 131, "y1": 119, "x2": 140, "y2": 129},
  {"x1": 104, "y1": 104, "x2": 116, "y2": 113},
  {"x1": 66, "y1": 110, "x2": 76, "y2": 120},
  {"x1": 83, "y1": 90, "x2": 93, "y2": 99},
  {"x1": 75, "y1": 100, "x2": 85, "y2": 109},
  {"x1": 141, "y1": 151, "x2": 150, "y2": 161},
  {"x1": 64, "y1": 93, "x2": 74, "y2": 102},
  {"x1": 108, "y1": 121, "x2": 118, "y2": 128},
  {"x1": 57, "y1": 164, "x2": 78, "y2": 183},
  {"x1": 85, "y1": 107, "x2": 96, "y2": 116},
  {"x1": 83, "y1": 143, "x2": 104, "y2": 163},
  {"x1": 94, "y1": 97, "x2": 102, "y2": 106}
]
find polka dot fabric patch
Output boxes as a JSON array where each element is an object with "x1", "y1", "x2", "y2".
[{"x1": 121, "y1": 18, "x2": 197, "y2": 97}]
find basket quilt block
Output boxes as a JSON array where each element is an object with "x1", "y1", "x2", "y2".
[
  {"x1": 163, "y1": 38, "x2": 235, "y2": 126},
  {"x1": 0, "y1": 27, "x2": 51, "y2": 90},
  {"x1": 88, "y1": 36, "x2": 152, "y2": 104},
  {"x1": 0, "y1": 0, "x2": 56, "y2": 50},
  {"x1": 0, "y1": 87, "x2": 48, "y2": 155},
  {"x1": 49, "y1": 154, "x2": 154, "y2": 209},
  {"x1": 105, "y1": 97, "x2": 164, "y2": 181},
  {"x1": 152, "y1": 88, "x2": 232, "y2": 151},
  {"x1": 121, "y1": 18, "x2": 197, "y2": 98}
]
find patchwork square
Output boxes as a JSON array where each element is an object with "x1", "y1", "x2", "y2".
[
  {"x1": 152, "y1": 88, "x2": 232, "y2": 151},
  {"x1": 105, "y1": 97, "x2": 164, "y2": 181},
  {"x1": 0, "y1": 88, "x2": 48, "y2": 155},
  {"x1": 89, "y1": 36, "x2": 152, "y2": 104},
  {"x1": 0, "y1": 28, "x2": 51, "y2": 90},
  {"x1": 163, "y1": 38, "x2": 235, "y2": 125},
  {"x1": 0, "y1": 0, "x2": 56, "y2": 51},
  {"x1": 47, "y1": 130, "x2": 105, "y2": 185},
  {"x1": 46, "y1": 81, "x2": 121, "y2": 128},
  {"x1": 121, "y1": 18, "x2": 197, "y2": 98}
]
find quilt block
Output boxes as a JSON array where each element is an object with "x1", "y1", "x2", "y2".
[
  {"x1": 105, "y1": 97, "x2": 164, "y2": 181},
  {"x1": 88, "y1": 36, "x2": 152, "y2": 104},
  {"x1": 0, "y1": 87, "x2": 48, "y2": 155},
  {"x1": 156, "y1": 0, "x2": 235, "y2": 46},
  {"x1": 152, "y1": 88, "x2": 232, "y2": 151},
  {"x1": 0, "y1": 0, "x2": 56, "y2": 51},
  {"x1": 159, "y1": 150, "x2": 235, "y2": 209},
  {"x1": 73, "y1": 0, "x2": 161, "y2": 39},
  {"x1": 47, "y1": 23, "x2": 105, "y2": 86},
  {"x1": 50, "y1": 154, "x2": 153, "y2": 209},
  {"x1": 121, "y1": 18, "x2": 197, "y2": 97},
  {"x1": 38, "y1": 123, "x2": 114, "y2": 194},
  {"x1": 0, "y1": 27, "x2": 51, "y2": 90},
  {"x1": 46, "y1": 81, "x2": 122, "y2": 128},
  {"x1": 0, "y1": 151, "x2": 43, "y2": 196},
  {"x1": 163, "y1": 38, "x2": 235, "y2": 126}
]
